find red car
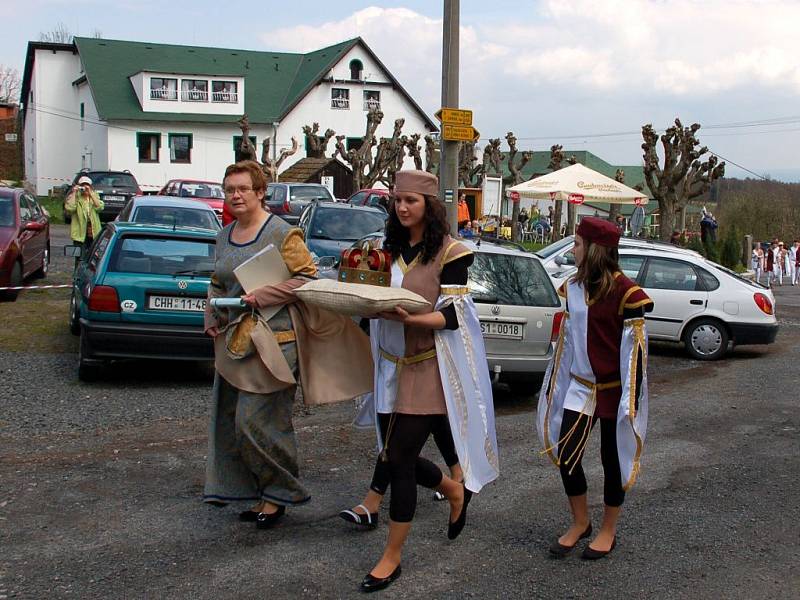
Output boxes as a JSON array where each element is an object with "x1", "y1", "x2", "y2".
[
  {"x1": 0, "y1": 187, "x2": 50, "y2": 300},
  {"x1": 159, "y1": 179, "x2": 225, "y2": 223},
  {"x1": 347, "y1": 188, "x2": 390, "y2": 212}
]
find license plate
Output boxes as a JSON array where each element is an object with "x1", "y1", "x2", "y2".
[
  {"x1": 148, "y1": 295, "x2": 206, "y2": 312},
  {"x1": 480, "y1": 321, "x2": 523, "y2": 340},
  {"x1": 103, "y1": 195, "x2": 125, "y2": 203}
]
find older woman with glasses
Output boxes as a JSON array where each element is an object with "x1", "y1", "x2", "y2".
[{"x1": 203, "y1": 160, "x2": 371, "y2": 529}]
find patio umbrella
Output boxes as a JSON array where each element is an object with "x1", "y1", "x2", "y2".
[{"x1": 507, "y1": 163, "x2": 650, "y2": 206}]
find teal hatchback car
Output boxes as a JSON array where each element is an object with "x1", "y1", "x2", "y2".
[{"x1": 67, "y1": 222, "x2": 216, "y2": 381}]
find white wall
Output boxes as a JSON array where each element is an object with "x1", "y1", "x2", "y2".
[
  {"x1": 106, "y1": 121, "x2": 276, "y2": 191},
  {"x1": 24, "y1": 48, "x2": 83, "y2": 194},
  {"x1": 77, "y1": 81, "x2": 108, "y2": 172},
  {"x1": 329, "y1": 46, "x2": 392, "y2": 84}
]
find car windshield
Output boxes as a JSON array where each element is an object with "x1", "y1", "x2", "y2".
[
  {"x1": 309, "y1": 207, "x2": 386, "y2": 241},
  {"x1": 132, "y1": 206, "x2": 220, "y2": 230},
  {"x1": 469, "y1": 252, "x2": 560, "y2": 307},
  {"x1": 179, "y1": 183, "x2": 223, "y2": 199},
  {"x1": 290, "y1": 186, "x2": 333, "y2": 201},
  {"x1": 535, "y1": 236, "x2": 574, "y2": 259},
  {"x1": 109, "y1": 235, "x2": 216, "y2": 275},
  {"x1": 82, "y1": 173, "x2": 138, "y2": 189},
  {"x1": 0, "y1": 197, "x2": 14, "y2": 227}
]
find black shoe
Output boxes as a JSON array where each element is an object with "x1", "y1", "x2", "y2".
[
  {"x1": 239, "y1": 510, "x2": 260, "y2": 522},
  {"x1": 549, "y1": 523, "x2": 593, "y2": 557},
  {"x1": 339, "y1": 504, "x2": 379, "y2": 529},
  {"x1": 360, "y1": 564, "x2": 401, "y2": 593},
  {"x1": 255, "y1": 505, "x2": 285, "y2": 529},
  {"x1": 447, "y1": 484, "x2": 473, "y2": 540},
  {"x1": 581, "y1": 536, "x2": 616, "y2": 560}
]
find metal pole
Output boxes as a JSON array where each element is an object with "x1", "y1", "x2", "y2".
[{"x1": 440, "y1": 0, "x2": 460, "y2": 234}]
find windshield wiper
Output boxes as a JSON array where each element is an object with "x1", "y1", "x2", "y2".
[{"x1": 173, "y1": 269, "x2": 213, "y2": 277}]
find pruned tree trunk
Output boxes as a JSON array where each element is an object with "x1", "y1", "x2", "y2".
[
  {"x1": 565, "y1": 155, "x2": 578, "y2": 235},
  {"x1": 609, "y1": 169, "x2": 624, "y2": 224},
  {"x1": 549, "y1": 145, "x2": 565, "y2": 240},
  {"x1": 505, "y1": 132, "x2": 531, "y2": 242},
  {"x1": 261, "y1": 137, "x2": 299, "y2": 183}
]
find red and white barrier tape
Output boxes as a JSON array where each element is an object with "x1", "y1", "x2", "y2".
[{"x1": 0, "y1": 284, "x2": 71, "y2": 291}]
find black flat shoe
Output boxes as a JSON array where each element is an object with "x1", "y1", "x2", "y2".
[
  {"x1": 447, "y1": 484, "x2": 473, "y2": 540},
  {"x1": 549, "y1": 523, "x2": 592, "y2": 557},
  {"x1": 239, "y1": 510, "x2": 261, "y2": 522},
  {"x1": 360, "y1": 564, "x2": 401, "y2": 593},
  {"x1": 339, "y1": 504, "x2": 379, "y2": 529},
  {"x1": 255, "y1": 505, "x2": 285, "y2": 529},
  {"x1": 581, "y1": 536, "x2": 616, "y2": 560}
]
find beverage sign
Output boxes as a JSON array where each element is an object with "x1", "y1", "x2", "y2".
[{"x1": 568, "y1": 193, "x2": 585, "y2": 204}]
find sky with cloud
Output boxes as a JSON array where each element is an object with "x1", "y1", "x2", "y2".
[{"x1": 4, "y1": 0, "x2": 800, "y2": 180}]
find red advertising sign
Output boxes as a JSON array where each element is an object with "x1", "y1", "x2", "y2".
[
  {"x1": 568, "y1": 193, "x2": 585, "y2": 204},
  {"x1": 510, "y1": 191, "x2": 520, "y2": 203}
]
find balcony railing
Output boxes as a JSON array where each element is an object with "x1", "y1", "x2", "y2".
[
  {"x1": 150, "y1": 88, "x2": 178, "y2": 101},
  {"x1": 181, "y1": 90, "x2": 209, "y2": 102},
  {"x1": 212, "y1": 91, "x2": 239, "y2": 103},
  {"x1": 331, "y1": 97, "x2": 350, "y2": 109},
  {"x1": 363, "y1": 99, "x2": 381, "y2": 111}
]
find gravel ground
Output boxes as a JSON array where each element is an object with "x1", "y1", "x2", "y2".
[{"x1": 1, "y1": 226, "x2": 798, "y2": 599}]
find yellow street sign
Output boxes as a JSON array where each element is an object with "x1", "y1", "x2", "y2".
[
  {"x1": 441, "y1": 124, "x2": 480, "y2": 142},
  {"x1": 435, "y1": 108, "x2": 473, "y2": 126}
]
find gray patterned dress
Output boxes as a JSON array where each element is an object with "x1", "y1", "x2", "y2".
[{"x1": 203, "y1": 215, "x2": 310, "y2": 506}]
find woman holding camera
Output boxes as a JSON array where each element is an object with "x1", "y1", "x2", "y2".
[{"x1": 65, "y1": 175, "x2": 103, "y2": 251}]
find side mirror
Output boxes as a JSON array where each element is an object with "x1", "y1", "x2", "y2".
[
  {"x1": 554, "y1": 255, "x2": 566, "y2": 266},
  {"x1": 24, "y1": 221, "x2": 45, "y2": 232},
  {"x1": 63, "y1": 244, "x2": 83, "y2": 258}
]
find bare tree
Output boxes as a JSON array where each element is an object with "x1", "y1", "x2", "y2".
[
  {"x1": 548, "y1": 145, "x2": 566, "y2": 240},
  {"x1": 482, "y1": 139, "x2": 504, "y2": 179},
  {"x1": 642, "y1": 118, "x2": 726, "y2": 240},
  {"x1": 302, "y1": 122, "x2": 336, "y2": 158},
  {"x1": 39, "y1": 23, "x2": 73, "y2": 44},
  {"x1": 405, "y1": 133, "x2": 423, "y2": 171},
  {"x1": 0, "y1": 66, "x2": 21, "y2": 104},
  {"x1": 458, "y1": 141, "x2": 482, "y2": 188},
  {"x1": 608, "y1": 169, "x2": 624, "y2": 224},
  {"x1": 235, "y1": 115, "x2": 258, "y2": 161},
  {"x1": 505, "y1": 132, "x2": 532, "y2": 241},
  {"x1": 261, "y1": 137, "x2": 299, "y2": 183},
  {"x1": 424, "y1": 135, "x2": 439, "y2": 175}
]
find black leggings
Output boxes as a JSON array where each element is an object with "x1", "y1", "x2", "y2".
[
  {"x1": 558, "y1": 409, "x2": 625, "y2": 507},
  {"x1": 369, "y1": 412, "x2": 458, "y2": 496}
]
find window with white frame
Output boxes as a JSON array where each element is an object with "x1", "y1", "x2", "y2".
[
  {"x1": 363, "y1": 90, "x2": 380, "y2": 111},
  {"x1": 181, "y1": 79, "x2": 208, "y2": 102},
  {"x1": 331, "y1": 88, "x2": 349, "y2": 109},
  {"x1": 150, "y1": 77, "x2": 177, "y2": 100},
  {"x1": 212, "y1": 81, "x2": 238, "y2": 103}
]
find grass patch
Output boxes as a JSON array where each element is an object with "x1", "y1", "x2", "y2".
[
  {"x1": 521, "y1": 241, "x2": 547, "y2": 252},
  {"x1": 0, "y1": 288, "x2": 76, "y2": 353},
  {"x1": 39, "y1": 196, "x2": 65, "y2": 225}
]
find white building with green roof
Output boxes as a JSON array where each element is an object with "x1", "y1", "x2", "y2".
[{"x1": 20, "y1": 37, "x2": 437, "y2": 195}]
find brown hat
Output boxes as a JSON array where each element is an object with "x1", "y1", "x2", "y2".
[
  {"x1": 394, "y1": 170, "x2": 439, "y2": 197},
  {"x1": 576, "y1": 216, "x2": 621, "y2": 248}
]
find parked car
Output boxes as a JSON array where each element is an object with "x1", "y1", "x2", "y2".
[
  {"x1": 115, "y1": 196, "x2": 221, "y2": 231},
  {"x1": 66, "y1": 222, "x2": 216, "y2": 380},
  {"x1": 64, "y1": 170, "x2": 142, "y2": 223},
  {"x1": 159, "y1": 179, "x2": 224, "y2": 223},
  {"x1": 344, "y1": 234, "x2": 563, "y2": 390},
  {"x1": 0, "y1": 187, "x2": 50, "y2": 300},
  {"x1": 347, "y1": 188, "x2": 390, "y2": 212},
  {"x1": 537, "y1": 236, "x2": 778, "y2": 360},
  {"x1": 298, "y1": 201, "x2": 387, "y2": 261},
  {"x1": 264, "y1": 183, "x2": 335, "y2": 225}
]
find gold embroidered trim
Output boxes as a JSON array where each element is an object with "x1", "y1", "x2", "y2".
[
  {"x1": 571, "y1": 374, "x2": 621, "y2": 391},
  {"x1": 397, "y1": 253, "x2": 421, "y2": 274},
  {"x1": 623, "y1": 318, "x2": 646, "y2": 491},
  {"x1": 273, "y1": 330, "x2": 296, "y2": 344},
  {"x1": 380, "y1": 347, "x2": 437, "y2": 369},
  {"x1": 442, "y1": 250, "x2": 473, "y2": 266},
  {"x1": 441, "y1": 286, "x2": 470, "y2": 296},
  {"x1": 618, "y1": 285, "x2": 644, "y2": 315},
  {"x1": 542, "y1": 313, "x2": 568, "y2": 466}
]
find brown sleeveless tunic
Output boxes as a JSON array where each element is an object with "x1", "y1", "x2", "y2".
[{"x1": 394, "y1": 236, "x2": 471, "y2": 415}]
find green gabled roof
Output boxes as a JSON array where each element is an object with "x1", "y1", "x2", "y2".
[
  {"x1": 501, "y1": 149, "x2": 651, "y2": 197},
  {"x1": 72, "y1": 37, "x2": 359, "y2": 124}
]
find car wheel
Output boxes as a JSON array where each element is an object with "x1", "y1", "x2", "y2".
[
  {"x1": 683, "y1": 318, "x2": 729, "y2": 361},
  {"x1": 68, "y1": 291, "x2": 81, "y2": 335},
  {"x1": 32, "y1": 244, "x2": 50, "y2": 279},
  {"x1": 0, "y1": 262, "x2": 22, "y2": 301},
  {"x1": 78, "y1": 327, "x2": 101, "y2": 382}
]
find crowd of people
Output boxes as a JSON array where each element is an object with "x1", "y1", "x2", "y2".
[
  {"x1": 202, "y1": 162, "x2": 653, "y2": 593},
  {"x1": 751, "y1": 239, "x2": 800, "y2": 287}
]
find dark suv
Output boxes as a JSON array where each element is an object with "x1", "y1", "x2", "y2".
[
  {"x1": 264, "y1": 183, "x2": 334, "y2": 225},
  {"x1": 64, "y1": 170, "x2": 142, "y2": 223}
]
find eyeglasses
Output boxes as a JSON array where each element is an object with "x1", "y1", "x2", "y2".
[{"x1": 223, "y1": 185, "x2": 255, "y2": 196}]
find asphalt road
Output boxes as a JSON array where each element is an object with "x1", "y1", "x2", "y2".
[{"x1": 1, "y1": 226, "x2": 798, "y2": 599}]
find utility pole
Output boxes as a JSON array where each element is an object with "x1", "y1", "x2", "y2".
[{"x1": 440, "y1": 0, "x2": 460, "y2": 234}]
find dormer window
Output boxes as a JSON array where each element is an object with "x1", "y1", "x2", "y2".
[
  {"x1": 212, "y1": 81, "x2": 238, "y2": 103},
  {"x1": 349, "y1": 59, "x2": 363, "y2": 80},
  {"x1": 181, "y1": 79, "x2": 208, "y2": 102},
  {"x1": 150, "y1": 77, "x2": 177, "y2": 100}
]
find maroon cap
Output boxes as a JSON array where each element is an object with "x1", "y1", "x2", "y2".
[{"x1": 576, "y1": 216, "x2": 620, "y2": 248}]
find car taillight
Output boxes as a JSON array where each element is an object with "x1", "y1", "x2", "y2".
[
  {"x1": 551, "y1": 311, "x2": 565, "y2": 342},
  {"x1": 283, "y1": 198, "x2": 291, "y2": 213},
  {"x1": 753, "y1": 293, "x2": 773, "y2": 315},
  {"x1": 88, "y1": 285, "x2": 120, "y2": 312}
]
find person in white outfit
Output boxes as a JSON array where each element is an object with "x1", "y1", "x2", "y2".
[
  {"x1": 752, "y1": 242, "x2": 764, "y2": 285},
  {"x1": 789, "y1": 240, "x2": 799, "y2": 286},
  {"x1": 773, "y1": 243, "x2": 785, "y2": 286}
]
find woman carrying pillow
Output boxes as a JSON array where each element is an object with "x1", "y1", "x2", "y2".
[{"x1": 351, "y1": 170, "x2": 499, "y2": 593}]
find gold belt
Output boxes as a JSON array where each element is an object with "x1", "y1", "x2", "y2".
[
  {"x1": 571, "y1": 373, "x2": 621, "y2": 391},
  {"x1": 380, "y1": 347, "x2": 437, "y2": 368},
  {"x1": 273, "y1": 330, "x2": 296, "y2": 344}
]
